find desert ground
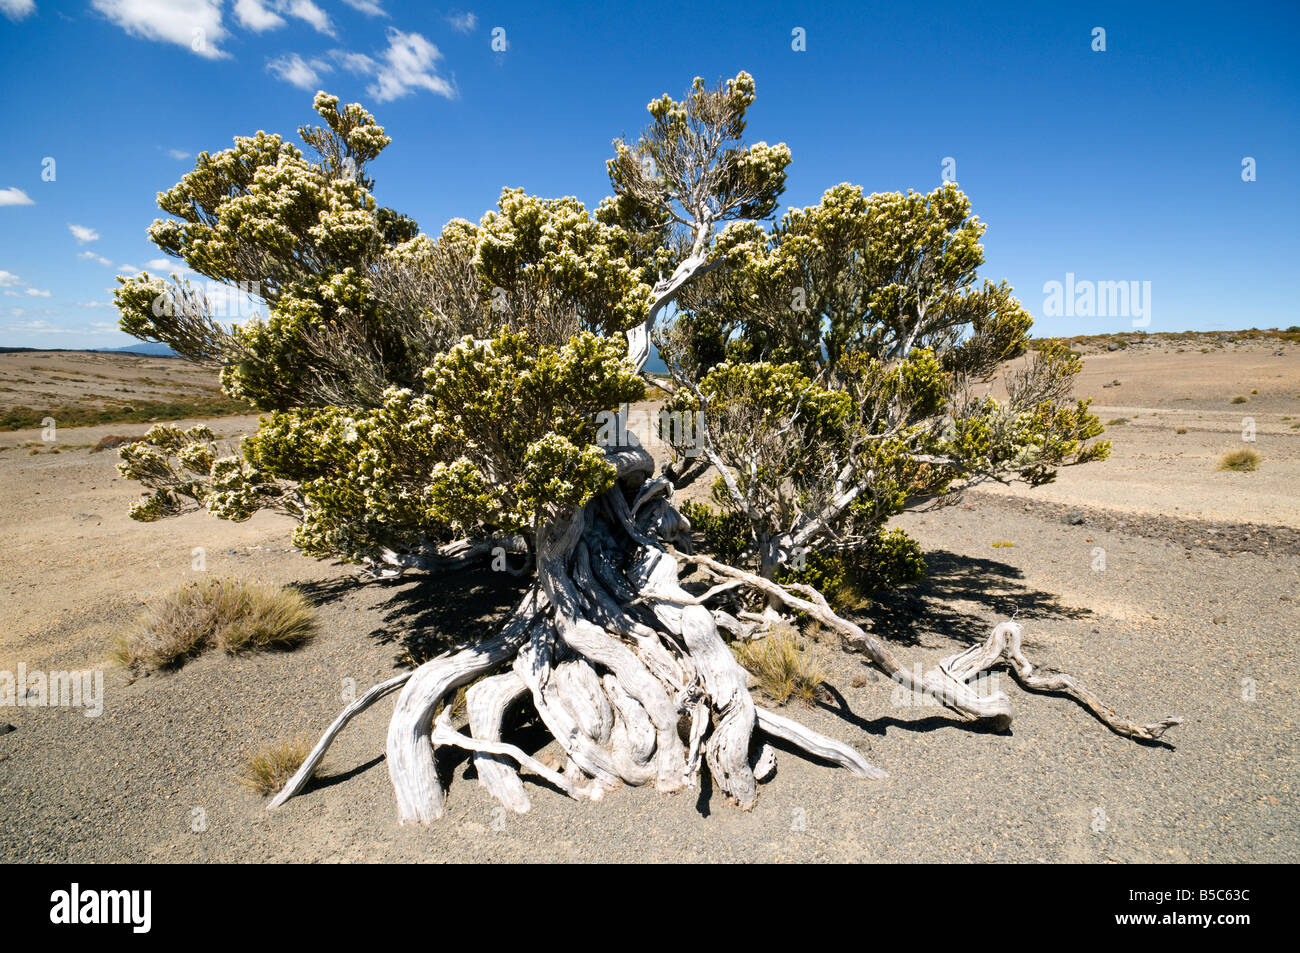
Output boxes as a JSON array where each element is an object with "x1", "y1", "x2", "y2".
[{"x1": 0, "y1": 336, "x2": 1296, "y2": 863}]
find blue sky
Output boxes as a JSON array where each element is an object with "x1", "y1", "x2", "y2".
[{"x1": 1, "y1": 0, "x2": 1297, "y2": 348}]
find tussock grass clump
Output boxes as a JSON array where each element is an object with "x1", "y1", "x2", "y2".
[
  {"x1": 1175, "y1": 427, "x2": 1188, "y2": 434},
  {"x1": 1106, "y1": 418, "x2": 1128, "y2": 426},
  {"x1": 113, "y1": 577, "x2": 316, "y2": 671},
  {"x1": 1218, "y1": 449, "x2": 1260, "y2": 472},
  {"x1": 236, "y1": 738, "x2": 312, "y2": 796},
  {"x1": 733, "y1": 623, "x2": 825, "y2": 707},
  {"x1": 1230, "y1": 395, "x2": 1248, "y2": 404}
]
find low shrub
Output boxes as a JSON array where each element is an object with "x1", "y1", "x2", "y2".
[
  {"x1": 1218, "y1": 449, "x2": 1260, "y2": 472},
  {"x1": 112, "y1": 577, "x2": 316, "y2": 671},
  {"x1": 733, "y1": 623, "x2": 824, "y2": 707},
  {"x1": 236, "y1": 739, "x2": 312, "y2": 796}
]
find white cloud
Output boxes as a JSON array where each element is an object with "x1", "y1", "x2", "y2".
[
  {"x1": 118, "y1": 264, "x2": 142, "y2": 273},
  {"x1": 79, "y1": 250, "x2": 113, "y2": 265},
  {"x1": 0, "y1": 187, "x2": 35, "y2": 206},
  {"x1": 236, "y1": 0, "x2": 333, "y2": 36},
  {"x1": 0, "y1": 0, "x2": 36, "y2": 23},
  {"x1": 5, "y1": 318, "x2": 113, "y2": 336},
  {"x1": 166, "y1": 148, "x2": 192, "y2": 160},
  {"x1": 285, "y1": 0, "x2": 333, "y2": 36},
  {"x1": 267, "y1": 52, "x2": 332, "y2": 89},
  {"x1": 25, "y1": 288, "x2": 51, "y2": 297},
  {"x1": 144, "y1": 258, "x2": 187, "y2": 272},
  {"x1": 338, "y1": 28, "x2": 454, "y2": 103},
  {"x1": 233, "y1": 0, "x2": 283, "y2": 32},
  {"x1": 69, "y1": 224, "x2": 100, "y2": 244},
  {"x1": 446, "y1": 12, "x2": 477, "y2": 33},
  {"x1": 92, "y1": 0, "x2": 229, "y2": 60},
  {"x1": 79, "y1": 301, "x2": 113, "y2": 309},
  {"x1": 0, "y1": 270, "x2": 21, "y2": 286},
  {"x1": 341, "y1": 0, "x2": 385, "y2": 15}
]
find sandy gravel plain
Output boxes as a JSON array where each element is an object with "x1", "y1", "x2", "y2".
[{"x1": 0, "y1": 337, "x2": 1296, "y2": 863}]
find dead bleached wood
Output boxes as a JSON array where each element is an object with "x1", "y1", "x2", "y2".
[
  {"x1": 387, "y1": 590, "x2": 543, "y2": 824},
  {"x1": 267, "y1": 669, "x2": 413, "y2": 810},
  {"x1": 941, "y1": 621, "x2": 1182, "y2": 741},
  {"x1": 466, "y1": 671, "x2": 532, "y2": 813},
  {"x1": 755, "y1": 706, "x2": 887, "y2": 780},
  {"x1": 432, "y1": 710, "x2": 590, "y2": 801},
  {"x1": 689, "y1": 553, "x2": 1015, "y2": 728}
]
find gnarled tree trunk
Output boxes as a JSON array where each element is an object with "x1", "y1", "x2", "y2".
[{"x1": 267, "y1": 438, "x2": 1179, "y2": 823}]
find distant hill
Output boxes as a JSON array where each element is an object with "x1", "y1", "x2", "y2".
[
  {"x1": 0, "y1": 342, "x2": 177, "y2": 357},
  {"x1": 101, "y1": 342, "x2": 177, "y2": 356}
]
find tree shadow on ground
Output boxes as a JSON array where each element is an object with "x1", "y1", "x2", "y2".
[
  {"x1": 369, "y1": 566, "x2": 531, "y2": 666},
  {"x1": 291, "y1": 573, "x2": 367, "y2": 607},
  {"x1": 855, "y1": 549, "x2": 1093, "y2": 648}
]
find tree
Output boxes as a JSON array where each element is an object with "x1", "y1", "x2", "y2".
[
  {"x1": 657, "y1": 181, "x2": 1109, "y2": 592},
  {"x1": 115, "y1": 76, "x2": 1179, "y2": 825}
]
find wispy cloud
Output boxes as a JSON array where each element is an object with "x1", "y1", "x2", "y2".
[
  {"x1": 0, "y1": 271, "x2": 22, "y2": 287},
  {"x1": 233, "y1": 0, "x2": 283, "y2": 32},
  {"x1": 69, "y1": 224, "x2": 100, "y2": 244},
  {"x1": 166, "y1": 147, "x2": 192, "y2": 160},
  {"x1": 5, "y1": 318, "x2": 117, "y2": 336},
  {"x1": 79, "y1": 251, "x2": 113, "y2": 265},
  {"x1": 0, "y1": 187, "x2": 35, "y2": 207},
  {"x1": 92, "y1": 0, "x2": 230, "y2": 60},
  {"x1": 341, "y1": 0, "x2": 386, "y2": 16},
  {"x1": 144, "y1": 258, "x2": 186, "y2": 272},
  {"x1": 285, "y1": 0, "x2": 333, "y2": 36},
  {"x1": 268, "y1": 52, "x2": 332, "y2": 90},
  {"x1": 235, "y1": 0, "x2": 334, "y2": 37},
  {"x1": 0, "y1": 0, "x2": 36, "y2": 22},
  {"x1": 336, "y1": 28, "x2": 454, "y2": 103},
  {"x1": 25, "y1": 288, "x2": 51, "y2": 297},
  {"x1": 446, "y1": 11, "x2": 477, "y2": 33}
]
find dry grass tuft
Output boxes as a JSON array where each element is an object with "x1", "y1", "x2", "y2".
[
  {"x1": 1218, "y1": 448, "x2": 1260, "y2": 472},
  {"x1": 113, "y1": 577, "x2": 316, "y2": 671},
  {"x1": 236, "y1": 738, "x2": 313, "y2": 796},
  {"x1": 733, "y1": 623, "x2": 825, "y2": 707},
  {"x1": 1230, "y1": 395, "x2": 1248, "y2": 404}
]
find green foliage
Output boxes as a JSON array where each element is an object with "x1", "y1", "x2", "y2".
[
  {"x1": 680, "y1": 500, "x2": 752, "y2": 564},
  {"x1": 776, "y1": 529, "x2": 927, "y2": 610},
  {"x1": 112, "y1": 76, "x2": 1111, "y2": 596}
]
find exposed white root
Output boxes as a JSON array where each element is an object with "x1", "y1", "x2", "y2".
[
  {"x1": 631, "y1": 547, "x2": 757, "y2": 808},
  {"x1": 466, "y1": 671, "x2": 532, "y2": 813},
  {"x1": 690, "y1": 553, "x2": 1015, "y2": 728},
  {"x1": 513, "y1": 629, "x2": 622, "y2": 793},
  {"x1": 756, "y1": 706, "x2": 887, "y2": 780},
  {"x1": 387, "y1": 590, "x2": 543, "y2": 824},
  {"x1": 431, "y1": 711, "x2": 592, "y2": 801},
  {"x1": 942, "y1": 621, "x2": 1182, "y2": 741},
  {"x1": 270, "y1": 444, "x2": 1174, "y2": 828},
  {"x1": 267, "y1": 669, "x2": 413, "y2": 810}
]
